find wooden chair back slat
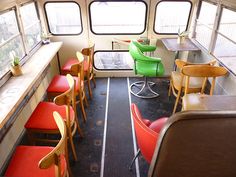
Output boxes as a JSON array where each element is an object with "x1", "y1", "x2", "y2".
[
  {"x1": 182, "y1": 65, "x2": 227, "y2": 95},
  {"x1": 38, "y1": 111, "x2": 67, "y2": 177}
]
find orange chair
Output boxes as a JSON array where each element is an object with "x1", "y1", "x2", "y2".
[
  {"x1": 61, "y1": 43, "x2": 96, "y2": 99},
  {"x1": 5, "y1": 111, "x2": 69, "y2": 177},
  {"x1": 47, "y1": 52, "x2": 88, "y2": 122},
  {"x1": 25, "y1": 74, "x2": 81, "y2": 162},
  {"x1": 129, "y1": 103, "x2": 167, "y2": 170}
]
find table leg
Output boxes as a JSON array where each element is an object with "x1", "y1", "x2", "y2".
[
  {"x1": 57, "y1": 52, "x2": 61, "y2": 74},
  {"x1": 173, "y1": 51, "x2": 179, "y2": 71}
]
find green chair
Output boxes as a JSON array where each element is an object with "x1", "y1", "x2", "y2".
[{"x1": 129, "y1": 40, "x2": 165, "y2": 98}]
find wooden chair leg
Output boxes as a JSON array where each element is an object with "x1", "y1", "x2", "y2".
[
  {"x1": 73, "y1": 96, "x2": 84, "y2": 137},
  {"x1": 84, "y1": 91, "x2": 89, "y2": 107},
  {"x1": 173, "y1": 89, "x2": 181, "y2": 114},
  {"x1": 168, "y1": 79, "x2": 172, "y2": 98},
  {"x1": 79, "y1": 93, "x2": 87, "y2": 122},
  {"x1": 87, "y1": 79, "x2": 93, "y2": 99},
  {"x1": 92, "y1": 74, "x2": 96, "y2": 88},
  {"x1": 75, "y1": 115, "x2": 84, "y2": 137},
  {"x1": 65, "y1": 138, "x2": 73, "y2": 177},
  {"x1": 68, "y1": 129, "x2": 78, "y2": 161}
]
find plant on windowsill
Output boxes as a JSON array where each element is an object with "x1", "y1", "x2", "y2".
[
  {"x1": 177, "y1": 29, "x2": 189, "y2": 44},
  {"x1": 10, "y1": 53, "x2": 22, "y2": 76},
  {"x1": 41, "y1": 32, "x2": 51, "y2": 45}
]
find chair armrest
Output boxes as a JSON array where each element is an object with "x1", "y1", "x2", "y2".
[{"x1": 133, "y1": 40, "x2": 157, "y2": 52}]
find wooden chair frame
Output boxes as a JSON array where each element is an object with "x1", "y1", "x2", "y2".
[
  {"x1": 169, "y1": 59, "x2": 217, "y2": 114},
  {"x1": 27, "y1": 74, "x2": 81, "y2": 163},
  {"x1": 81, "y1": 43, "x2": 96, "y2": 99},
  {"x1": 182, "y1": 65, "x2": 228, "y2": 95},
  {"x1": 39, "y1": 111, "x2": 69, "y2": 177}
]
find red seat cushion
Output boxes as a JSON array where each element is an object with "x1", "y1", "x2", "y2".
[
  {"x1": 47, "y1": 75, "x2": 83, "y2": 93},
  {"x1": 149, "y1": 117, "x2": 168, "y2": 133},
  {"x1": 61, "y1": 58, "x2": 78, "y2": 73},
  {"x1": 61, "y1": 58, "x2": 91, "y2": 73},
  {"x1": 25, "y1": 102, "x2": 74, "y2": 130},
  {"x1": 4, "y1": 146, "x2": 66, "y2": 177}
]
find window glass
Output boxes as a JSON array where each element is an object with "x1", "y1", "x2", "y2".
[
  {"x1": 20, "y1": 2, "x2": 41, "y2": 50},
  {"x1": 89, "y1": 1, "x2": 146, "y2": 34},
  {"x1": 214, "y1": 8, "x2": 236, "y2": 58},
  {"x1": 45, "y1": 2, "x2": 82, "y2": 35},
  {"x1": 94, "y1": 51, "x2": 133, "y2": 70},
  {"x1": 154, "y1": 1, "x2": 192, "y2": 34},
  {"x1": 218, "y1": 8, "x2": 236, "y2": 42},
  {"x1": 195, "y1": 1, "x2": 217, "y2": 49},
  {"x1": 0, "y1": 10, "x2": 24, "y2": 78}
]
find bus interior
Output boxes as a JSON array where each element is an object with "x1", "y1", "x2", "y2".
[{"x1": 1, "y1": 0, "x2": 236, "y2": 177}]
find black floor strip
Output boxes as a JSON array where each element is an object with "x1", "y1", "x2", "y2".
[
  {"x1": 71, "y1": 78, "x2": 107, "y2": 177},
  {"x1": 104, "y1": 78, "x2": 136, "y2": 177}
]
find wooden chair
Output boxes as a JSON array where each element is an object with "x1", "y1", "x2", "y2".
[
  {"x1": 25, "y1": 74, "x2": 81, "y2": 162},
  {"x1": 61, "y1": 43, "x2": 96, "y2": 99},
  {"x1": 47, "y1": 52, "x2": 88, "y2": 122},
  {"x1": 182, "y1": 65, "x2": 227, "y2": 111},
  {"x1": 169, "y1": 59, "x2": 216, "y2": 114},
  {"x1": 5, "y1": 111, "x2": 69, "y2": 177}
]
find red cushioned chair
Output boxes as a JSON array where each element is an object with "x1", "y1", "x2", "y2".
[
  {"x1": 5, "y1": 112, "x2": 69, "y2": 177},
  {"x1": 61, "y1": 43, "x2": 96, "y2": 99},
  {"x1": 129, "y1": 103, "x2": 167, "y2": 170},
  {"x1": 25, "y1": 74, "x2": 82, "y2": 162},
  {"x1": 47, "y1": 52, "x2": 88, "y2": 122}
]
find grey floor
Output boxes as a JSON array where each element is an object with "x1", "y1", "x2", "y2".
[{"x1": 69, "y1": 77, "x2": 179, "y2": 177}]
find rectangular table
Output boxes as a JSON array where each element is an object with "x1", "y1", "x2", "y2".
[
  {"x1": 182, "y1": 94, "x2": 236, "y2": 111},
  {"x1": 161, "y1": 38, "x2": 200, "y2": 70}
]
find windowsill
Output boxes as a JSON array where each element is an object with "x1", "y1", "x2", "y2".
[{"x1": 0, "y1": 42, "x2": 62, "y2": 128}]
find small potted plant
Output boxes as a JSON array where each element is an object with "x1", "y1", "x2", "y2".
[
  {"x1": 10, "y1": 52, "x2": 22, "y2": 76},
  {"x1": 41, "y1": 32, "x2": 51, "y2": 45},
  {"x1": 177, "y1": 29, "x2": 189, "y2": 44}
]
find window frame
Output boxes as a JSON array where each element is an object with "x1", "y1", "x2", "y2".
[
  {"x1": 193, "y1": 0, "x2": 219, "y2": 51},
  {"x1": 44, "y1": 1, "x2": 83, "y2": 36},
  {"x1": 0, "y1": 7, "x2": 25, "y2": 81},
  {"x1": 213, "y1": 5, "x2": 236, "y2": 52},
  {"x1": 19, "y1": 1, "x2": 42, "y2": 57},
  {"x1": 0, "y1": 1, "x2": 43, "y2": 86},
  {"x1": 153, "y1": 0, "x2": 193, "y2": 35},
  {"x1": 88, "y1": 0, "x2": 148, "y2": 35}
]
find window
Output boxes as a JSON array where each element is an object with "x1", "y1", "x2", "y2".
[
  {"x1": 213, "y1": 8, "x2": 236, "y2": 58},
  {"x1": 89, "y1": 1, "x2": 147, "y2": 34},
  {"x1": 94, "y1": 51, "x2": 133, "y2": 70},
  {"x1": 44, "y1": 2, "x2": 82, "y2": 35},
  {"x1": 0, "y1": 9, "x2": 25, "y2": 78},
  {"x1": 154, "y1": 1, "x2": 192, "y2": 34},
  {"x1": 20, "y1": 2, "x2": 41, "y2": 51},
  {"x1": 195, "y1": 1, "x2": 217, "y2": 49}
]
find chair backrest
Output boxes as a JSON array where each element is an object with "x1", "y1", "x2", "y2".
[
  {"x1": 81, "y1": 43, "x2": 95, "y2": 73},
  {"x1": 54, "y1": 74, "x2": 75, "y2": 127},
  {"x1": 148, "y1": 110, "x2": 236, "y2": 177},
  {"x1": 132, "y1": 40, "x2": 156, "y2": 52},
  {"x1": 175, "y1": 59, "x2": 216, "y2": 70},
  {"x1": 70, "y1": 52, "x2": 84, "y2": 90},
  {"x1": 129, "y1": 41, "x2": 164, "y2": 77},
  {"x1": 131, "y1": 103, "x2": 158, "y2": 163},
  {"x1": 182, "y1": 65, "x2": 227, "y2": 95},
  {"x1": 38, "y1": 111, "x2": 67, "y2": 177}
]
